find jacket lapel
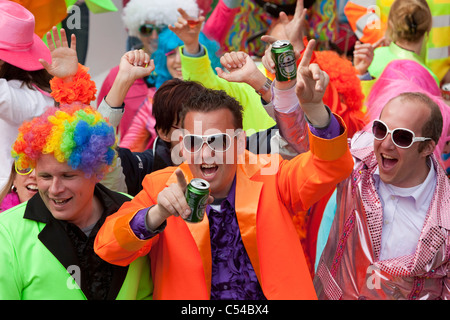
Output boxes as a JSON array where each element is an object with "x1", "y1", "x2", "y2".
[
  {"x1": 235, "y1": 165, "x2": 263, "y2": 284},
  {"x1": 25, "y1": 194, "x2": 81, "y2": 273},
  {"x1": 24, "y1": 185, "x2": 130, "y2": 300},
  {"x1": 166, "y1": 164, "x2": 212, "y2": 294},
  {"x1": 409, "y1": 157, "x2": 450, "y2": 275},
  {"x1": 169, "y1": 154, "x2": 266, "y2": 294}
]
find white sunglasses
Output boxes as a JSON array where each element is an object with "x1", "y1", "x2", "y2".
[{"x1": 182, "y1": 131, "x2": 240, "y2": 153}]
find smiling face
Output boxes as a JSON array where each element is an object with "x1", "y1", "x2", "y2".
[
  {"x1": 13, "y1": 169, "x2": 38, "y2": 202},
  {"x1": 180, "y1": 109, "x2": 244, "y2": 199},
  {"x1": 166, "y1": 48, "x2": 182, "y2": 79},
  {"x1": 374, "y1": 96, "x2": 435, "y2": 187},
  {"x1": 35, "y1": 154, "x2": 101, "y2": 228}
]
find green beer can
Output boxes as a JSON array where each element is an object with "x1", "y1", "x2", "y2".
[
  {"x1": 271, "y1": 40, "x2": 297, "y2": 82},
  {"x1": 185, "y1": 178, "x2": 210, "y2": 223}
]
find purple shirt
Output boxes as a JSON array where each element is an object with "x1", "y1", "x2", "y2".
[
  {"x1": 207, "y1": 177, "x2": 266, "y2": 300},
  {"x1": 129, "y1": 115, "x2": 340, "y2": 299}
]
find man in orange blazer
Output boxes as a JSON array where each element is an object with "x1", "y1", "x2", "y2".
[{"x1": 94, "y1": 40, "x2": 354, "y2": 300}]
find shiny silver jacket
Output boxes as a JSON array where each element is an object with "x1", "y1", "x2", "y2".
[{"x1": 314, "y1": 132, "x2": 450, "y2": 300}]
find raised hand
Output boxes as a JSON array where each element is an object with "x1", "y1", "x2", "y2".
[
  {"x1": 105, "y1": 49, "x2": 154, "y2": 108},
  {"x1": 119, "y1": 49, "x2": 154, "y2": 81},
  {"x1": 353, "y1": 37, "x2": 385, "y2": 76},
  {"x1": 260, "y1": 0, "x2": 307, "y2": 73},
  {"x1": 168, "y1": 8, "x2": 205, "y2": 55},
  {"x1": 40, "y1": 26, "x2": 78, "y2": 80},
  {"x1": 295, "y1": 39, "x2": 330, "y2": 127},
  {"x1": 278, "y1": 0, "x2": 307, "y2": 58},
  {"x1": 216, "y1": 51, "x2": 255, "y2": 84}
]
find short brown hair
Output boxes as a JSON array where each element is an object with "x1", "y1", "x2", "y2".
[
  {"x1": 152, "y1": 79, "x2": 206, "y2": 136},
  {"x1": 396, "y1": 92, "x2": 443, "y2": 153},
  {"x1": 180, "y1": 87, "x2": 244, "y2": 130}
]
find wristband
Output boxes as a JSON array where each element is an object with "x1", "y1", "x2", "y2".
[
  {"x1": 50, "y1": 63, "x2": 97, "y2": 105},
  {"x1": 255, "y1": 78, "x2": 272, "y2": 96}
]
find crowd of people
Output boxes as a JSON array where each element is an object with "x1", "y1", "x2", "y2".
[{"x1": 0, "y1": 0, "x2": 450, "y2": 301}]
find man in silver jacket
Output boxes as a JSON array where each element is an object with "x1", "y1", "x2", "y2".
[{"x1": 314, "y1": 91, "x2": 450, "y2": 300}]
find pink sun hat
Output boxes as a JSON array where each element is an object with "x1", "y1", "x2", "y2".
[{"x1": 0, "y1": 0, "x2": 52, "y2": 71}]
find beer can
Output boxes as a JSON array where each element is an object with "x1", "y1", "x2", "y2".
[
  {"x1": 271, "y1": 40, "x2": 297, "y2": 82},
  {"x1": 184, "y1": 178, "x2": 210, "y2": 223}
]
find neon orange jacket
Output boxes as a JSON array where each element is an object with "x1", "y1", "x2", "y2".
[{"x1": 94, "y1": 117, "x2": 353, "y2": 300}]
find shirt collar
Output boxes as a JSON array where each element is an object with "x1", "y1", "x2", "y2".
[
  {"x1": 207, "y1": 175, "x2": 236, "y2": 214},
  {"x1": 374, "y1": 158, "x2": 436, "y2": 211}
]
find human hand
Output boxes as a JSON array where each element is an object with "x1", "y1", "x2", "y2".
[
  {"x1": 119, "y1": 49, "x2": 154, "y2": 81},
  {"x1": 353, "y1": 37, "x2": 384, "y2": 75},
  {"x1": 168, "y1": 8, "x2": 205, "y2": 55},
  {"x1": 260, "y1": 36, "x2": 277, "y2": 74},
  {"x1": 296, "y1": 39, "x2": 330, "y2": 126},
  {"x1": 154, "y1": 169, "x2": 191, "y2": 220},
  {"x1": 278, "y1": 0, "x2": 307, "y2": 58},
  {"x1": 40, "y1": 26, "x2": 78, "y2": 80},
  {"x1": 216, "y1": 51, "x2": 259, "y2": 84}
]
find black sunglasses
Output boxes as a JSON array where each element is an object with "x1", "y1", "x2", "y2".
[{"x1": 139, "y1": 24, "x2": 166, "y2": 35}]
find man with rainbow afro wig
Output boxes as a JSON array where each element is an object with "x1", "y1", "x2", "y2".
[{"x1": 0, "y1": 103, "x2": 153, "y2": 300}]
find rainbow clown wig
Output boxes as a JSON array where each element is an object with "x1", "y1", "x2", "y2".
[{"x1": 12, "y1": 104, "x2": 117, "y2": 179}]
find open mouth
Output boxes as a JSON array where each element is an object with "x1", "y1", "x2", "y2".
[
  {"x1": 381, "y1": 153, "x2": 398, "y2": 169},
  {"x1": 51, "y1": 198, "x2": 71, "y2": 206},
  {"x1": 200, "y1": 163, "x2": 218, "y2": 177},
  {"x1": 26, "y1": 184, "x2": 38, "y2": 192}
]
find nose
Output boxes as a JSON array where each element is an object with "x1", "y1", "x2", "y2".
[
  {"x1": 199, "y1": 140, "x2": 215, "y2": 163},
  {"x1": 151, "y1": 29, "x2": 159, "y2": 39},
  {"x1": 174, "y1": 50, "x2": 181, "y2": 63},
  {"x1": 380, "y1": 132, "x2": 396, "y2": 149},
  {"x1": 48, "y1": 177, "x2": 65, "y2": 195}
]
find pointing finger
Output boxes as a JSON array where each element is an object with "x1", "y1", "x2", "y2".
[
  {"x1": 175, "y1": 169, "x2": 188, "y2": 191},
  {"x1": 298, "y1": 39, "x2": 316, "y2": 68}
]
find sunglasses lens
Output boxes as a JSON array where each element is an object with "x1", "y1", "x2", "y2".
[
  {"x1": 139, "y1": 25, "x2": 153, "y2": 35},
  {"x1": 207, "y1": 134, "x2": 230, "y2": 152},
  {"x1": 372, "y1": 120, "x2": 387, "y2": 140},
  {"x1": 183, "y1": 135, "x2": 202, "y2": 153},
  {"x1": 392, "y1": 129, "x2": 414, "y2": 148},
  {"x1": 139, "y1": 24, "x2": 165, "y2": 35},
  {"x1": 183, "y1": 134, "x2": 232, "y2": 153}
]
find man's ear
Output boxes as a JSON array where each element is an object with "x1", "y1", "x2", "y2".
[
  {"x1": 157, "y1": 128, "x2": 171, "y2": 142},
  {"x1": 421, "y1": 140, "x2": 436, "y2": 158}
]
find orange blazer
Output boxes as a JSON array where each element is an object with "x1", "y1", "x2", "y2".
[{"x1": 94, "y1": 115, "x2": 353, "y2": 300}]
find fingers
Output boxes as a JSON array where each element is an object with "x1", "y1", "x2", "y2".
[
  {"x1": 39, "y1": 58, "x2": 51, "y2": 70},
  {"x1": 157, "y1": 184, "x2": 191, "y2": 218},
  {"x1": 173, "y1": 8, "x2": 205, "y2": 30},
  {"x1": 124, "y1": 49, "x2": 150, "y2": 67},
  {"x1": 59, "y1": 28, "x2": 68, "y2": 48},
  {"x1": 70, "y1": 33, "x2": 77, "y2": 51},
  {"x1": 220, "y1": 51, "x2": 247, "y2": 69},
  {"x1": 373, "y1": 37, "x2": 386, "y2": 48},
  {"x1": 261, "y1": 35, "x2": 278, "y2": 45},
  {"x1": 175, "y1": 168, "x2": 188, "y2": 190},
  {"x1": 52, "y1": 27, "x2": 61, "y2": 49},
  {"x1": 157, "y1": 169, "x2": 190, "y2": 219},
  {"x1": 294, "y1": 0, "x2": 305, "y2": 18},
  {"x1": 309, "y1": 63, "x2": 328, "y2": 92},
  {"x1": 46, "y1": 29, "x2": 55, "y2": 51},
  {"x1": 298, "y1": 39, "x2": 316, "y2": 68}
]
